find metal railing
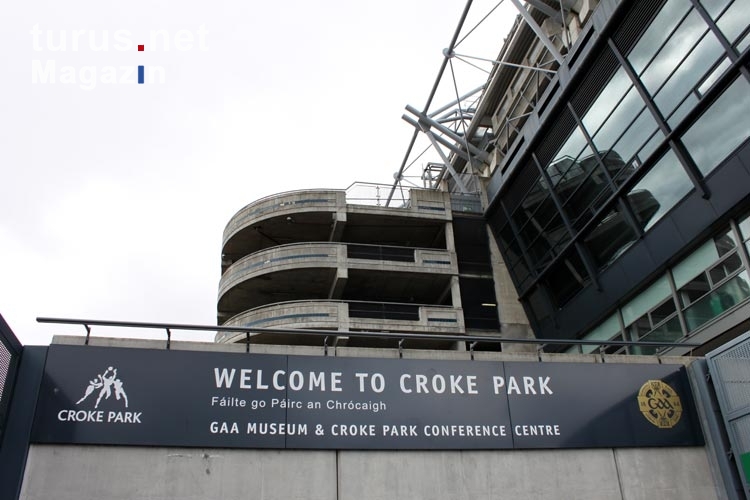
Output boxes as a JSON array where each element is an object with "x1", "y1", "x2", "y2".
[
  {"x1": 37, "y1": 317, "x2": 703, "y2": 359},
  {"x1": 346, "y1": 182, "x2": 410, "y2": 207}
]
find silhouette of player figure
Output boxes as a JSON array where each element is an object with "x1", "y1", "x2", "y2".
[
  {"x1": 94, "y1": 366, "x2": 117, "y2": 409},
  {"x1": 76, "y1": 366, "x2": 129, "y2": 409},
  {"x1": 76, "y1": 377, "x2": 103, "y2": 405},
  {"x1": 113, "y1": 375, "x2": 129, "y2": 408}
]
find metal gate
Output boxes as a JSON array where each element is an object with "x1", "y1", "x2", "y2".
[
  {"x1": 0, "y1": 314, "x2": 22, "y2": 445},
  {"x1": 707, "y1": 331, "x2": 750, "y2": 498}
]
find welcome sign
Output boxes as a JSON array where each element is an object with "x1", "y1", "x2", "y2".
[{"x1": 31, "y1": 344, "x2": 703, "y2": 450}]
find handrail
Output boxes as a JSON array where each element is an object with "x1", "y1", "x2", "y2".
[{"x1": 36, "y1": 317, "x2": 701, "y2": 354}]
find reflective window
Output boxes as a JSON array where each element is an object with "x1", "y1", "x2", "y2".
[
  {"x1": 709, "y1": 252, "x2": 742, "y2": 283},
  {"x1": 739, "y1": 212, "x2": 750, "y2": 241},
  {"x1": 715, "y1": 0, "x2": 748, "y2": 46},
  {"x1": 575, "y1": 216, "x2": 750, "y2": 354},
  {"x1": 582, "y1": 67, "x2": 634, "y2": 138},
  {"x1": 715, "y1": 227, "x2": 738, "y2": 257},
  {"x1": 655, "y1": 32, "x2": 724, "y2": 125},
  {"x1": 637, "y1": 316, "x2": 683, "y2": 354},
  {"x1": 515, "y1": 176, "x2": 570, "y2": 272},
  {"x1": 637, "y1": 132, "x2": 665, "y2": 169},
  {"x1": 546, "y1": 249, "x2": 588, "y2": 306},
  {"x1": 680, "y1": 272, "x2": 712, "y2": 306},
  {"x1": 640, "y1": 9, "x2": 708, "y2": 97},
  {"x1": 622, "y1": 276, "x2": 682, "y2": 355},
  {"x1": 527, "y1": 286, "x2": 551, "y2": 321},
  {"x1": 700, "y1": 0, "x2": 732, "y2": 18},
  {"x1": 701, "y1": 0, "x2": 749, "y2": 49},
  {"x1": 628, "y1": 0, "x2": 692, "y2": 75},
  {"x1": 673, "y1": 239, "x2": 722, "y2": 289},
  {"x1": 584, "y1": 205, "x2": 638, "y2": 269},
  {"x1": 512, "y1": 259, "x2": 533, "y2": 291},
  {"x1": 553, "y1": 147, "x2": 596, "y2": 194},
  {"x1": 497, "y1": 224, "x2": 520, "y2": 263},
  {"x1": 682, "y1": 270, "x2": 750, "y2": 331},
  {"x1": 519, "y1": 216, "x2": 543, "y2": 249},
  {"x1": 571, "y1": 314, "x2": 623, "y2": 354},
  {"x1": 527, "y1": 232, "x2": 552, "y2": 269},
  {"x1": 737, "y1": 31, "x2": 749, "y2": 52},
  {"x1": 602, "y1": 109, "x2": 660, "y2": 182},
  {"x1": 547, "y1": 129, "x2": 593, "y2": 212},
  {"x1": 697, "y1": 58, "x2": 731, "y2": 97},
  {"x1": 739, "y1": 213, "x2": 750, "y2": 258},
  {"x1": 651, "y1": 297, "x2": 678, "y2": 325},
  {"x1": 579, "y1": 66, "x2": 658, "y2": 183},
  {"x1": 526, "y1": 213, "x2": 570, "y2": 269},
  {"x1": 591, "y1": 88, "x2": 650, "y2": 157},
  {"x1": 629, "y1": 150, "x2": 693, "y2": 231},
  {"x1": 675, "y1": 228, "x2": 748, "y2": 331},
  {"x1": 561, "y1": 156, "x2": 616, "y2": 231},
  {"x1": 622, "y1": 276, "x2": 673, "y2": 326},
  {"x1": 682, "y1": 77, "x2": 750, "y2": 175}
]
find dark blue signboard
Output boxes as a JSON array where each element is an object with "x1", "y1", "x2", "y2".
[{"x1": 31, "y1": 345, "x2": 702, "y2": 450}]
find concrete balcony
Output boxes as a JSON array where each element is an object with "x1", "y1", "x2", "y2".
[
  {"x1": 346, "y1": 188, "x2": 453, "y2": 219},
  {"x1": 219, "y1": 242, "x2": 339, "y2": 299},
  {"x1": 221, "y1": 189, "x2": 453, "y2": 270},
  {"x1": 216, "y1": 300, "x2": 465, "y2": 345},
  {"x1": 217, "y1": 243, "x2": 457, "y2": 322},
  {"x1": 223, "y1": 190, "x2": 345, "y2": 248}
]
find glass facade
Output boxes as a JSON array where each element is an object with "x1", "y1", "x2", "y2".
[
  {"x1": 682, "y1": 76, "x2": 750, "y2": 175},
  {"x1": 489, "y1": 0, "x2": 750, "y2": 322},
  {"x1": 572, "y1": 218, "x2": 750, "y2": 354}
]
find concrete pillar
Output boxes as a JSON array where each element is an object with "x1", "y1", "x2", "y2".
[
  {"x1": 444, "y1": 221, "x2": 456, "y2": 253},
  {"x1": 329, "y1": 246, "x2": 348, "y2": 299},
  {"x1": 486, "y1": 225, "x2": 535, "y2": 352},
  {"x1": 449, "y1": 276, "x2": 462, "y2": 309},
  {"x1": 329, "y1": 210, "x2": 347, "y2": 242}
]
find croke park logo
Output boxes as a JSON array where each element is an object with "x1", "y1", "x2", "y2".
[
  {"x1": 56, "y1": 365, "x2": 142, "y2": 424},
  {"x1": 76, "y1": 366, "x2": 129, "y2": 409}
]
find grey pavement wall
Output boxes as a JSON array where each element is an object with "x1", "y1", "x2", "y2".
[{"x1": 18, "y1": 337, "x2": 724, "y2": 500}]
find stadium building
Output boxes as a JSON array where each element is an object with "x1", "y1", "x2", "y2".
[
  {"x1": 217, "y1": 0, "x2": 750, "y2": 360},
  {"x1": 2, "y1": 1, "x2": 749, "y2": 499}
]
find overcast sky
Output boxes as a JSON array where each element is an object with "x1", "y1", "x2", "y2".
[{"x1": 1, "y1": 0, "x2": 516, "y2": 345}]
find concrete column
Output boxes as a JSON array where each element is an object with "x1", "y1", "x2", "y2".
[
  {"x1": 449, "y1": 276, "x2": 462, "y2": 309},
  {"x1": 329, "y1": 245, "x2": 348, "y2": 299},
  {"x1": 444, "y1": 221, "x2": 456, "y2": 253},
  {"x1": 329, "y1": 210, "x2": 347, "y2": 242},
  {"x1": 337, "y1": 302, "x2": 350, "y2": 333},
  {"x1": 486, "y1": 226, "x2": 535, "y2": 352}
]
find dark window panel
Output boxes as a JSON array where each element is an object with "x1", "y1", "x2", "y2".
[
  {"x1": 651, "y1": 298, "x2": 678, "y2": 325},
  {"x1": 546, "y1": 250, "x2": 588, "y2": 306},
  {"x1": 584, "y1": 206, "x2": 638, "y2": 269},
  {"x1": 680, "y1": 272, "x2": 712, "y2": 307}
]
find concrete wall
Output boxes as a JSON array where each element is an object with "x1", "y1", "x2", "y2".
[
  {"x1": 18, "y1": 338, "x2": 724, "y2": 500},
  {"x1": 20, "y1": 445, "x2": 717, "y2": 500}
]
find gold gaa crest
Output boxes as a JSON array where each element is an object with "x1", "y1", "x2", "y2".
[{"x1": 637, "y1": 380, "x2": 682, "y2": 429}]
